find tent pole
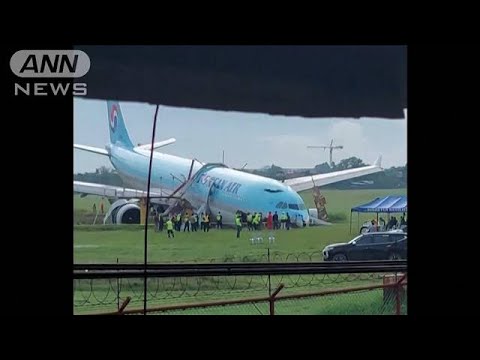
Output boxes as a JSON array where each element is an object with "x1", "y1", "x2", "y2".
[
  {"x1": 349, "y1": 211, "x2": 352, "y2": 234},
  {"x1": 357, "y1": 212, "x2": 359, "y2": 231},
  {"x1": 376, "y1": 212, "x2": 379, "y2": 231}
]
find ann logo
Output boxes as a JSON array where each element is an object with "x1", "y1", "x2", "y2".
[
  {"x1": 10, "y1": 50, "x2": 90, "y2": 78},
  {"x1": 10, "y1": 50, "x2": 90, "y2": 96}
]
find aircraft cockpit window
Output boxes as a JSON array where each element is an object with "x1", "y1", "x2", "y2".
[
  {"x1": 298, "y1": 204, "x2": 306, "y2": 210},
  {"x1": 288, "y1": 204, "x2": 300, "y2": 210},
  {"x1": 276, "y1": 202, "x2": 285, "y2": 208},
  {"x1": 264, "y1": 189, "x2": 283, "y2": 193}
]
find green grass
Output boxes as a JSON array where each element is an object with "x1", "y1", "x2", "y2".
[
  {"x1": 74, "y1": 189, "x2": 406, "y2": 314},
  {"x1": 74, "y1": 279, "x2": 406, "y2": 315},
  {"x1": 74, "y1": 188, "x2": 406, "y2": 264},
  {"x1": 153, "y1": 289, "x2": 405, "y2": 315},
  {"x1": 74, "y1": 194, "x2": 110, "y2": 212}
]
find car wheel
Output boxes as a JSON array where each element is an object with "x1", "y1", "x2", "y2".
[
  {"x1": 388, "y1": 252, "x2": 401, "y2": 260},
  {"x1": 332, "y1": 253, "x2": 348, "y2": 261}
]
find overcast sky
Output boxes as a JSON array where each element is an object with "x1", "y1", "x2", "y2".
[{"x1": 74, "y1": 98, "x2": 407, "y2": 173}]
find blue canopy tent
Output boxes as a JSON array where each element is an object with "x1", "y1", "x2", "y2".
[{"x1": 350, "y1": 195, "x2": 407, "y2": 233}]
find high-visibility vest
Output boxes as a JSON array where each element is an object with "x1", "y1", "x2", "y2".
[
  {"x1": 235, "y1": 217, "x2": 242, "y2": 226},
  {"x1": 166, "y1": 220, "x2": 173, "y2": 230},
  {"x1": 217, "y1": 214, "x2": 222, "y2": 221},
  {"x1": 247, "y1": 214, "x2": 252, "y2": 222},
  {"x1": 176, "y1": 214, "x2": 181, "y2": 221}
]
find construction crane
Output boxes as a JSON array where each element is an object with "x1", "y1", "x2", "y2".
[{"x1": 307, "y1": 139, "x2": 344, "y2": 167}]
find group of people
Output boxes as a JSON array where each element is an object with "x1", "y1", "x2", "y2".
[
  {"x1": 154, "y1": 211, "x2": 217, "y2": 238},
  {"x1": 367, "y1": 213, "x2": 407, "y2": 232},
  {"x1": 245, "y1": 211, "x2": 294, "y2": 231},
  {"x1": 153, "y1": 208, "x2": 298, "y2": 239}
]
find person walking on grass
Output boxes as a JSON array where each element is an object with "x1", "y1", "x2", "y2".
[{"x1": 166, "y1": 218, "x2": 174, "y2": 238}]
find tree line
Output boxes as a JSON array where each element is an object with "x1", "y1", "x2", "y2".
[{"x1": 74, "y1": 157, "x2": 407, "y2": 190}]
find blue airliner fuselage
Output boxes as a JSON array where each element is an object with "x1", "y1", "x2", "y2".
[{"x1": 110, "y1": 145, "x2": 309, "y2": 226}]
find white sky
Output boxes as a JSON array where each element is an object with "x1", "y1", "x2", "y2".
[{"x1": 74, "y1": 98, "x2": 407, "y2": 173}]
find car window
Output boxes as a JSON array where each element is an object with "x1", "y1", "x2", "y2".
[
  {"x1": 373, "y1": 234, "x2": 396, "y2": 244},
  {"x1": 356, "y1": 235, "x2": 374, "y2": 245}
]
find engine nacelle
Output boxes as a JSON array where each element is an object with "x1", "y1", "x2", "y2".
[
  {"x1": 115, "y1": 203, "x2": 141, "y2": 224},
  {"x1": 105, "y1": 199, "x2": 141, "y2": 224}
]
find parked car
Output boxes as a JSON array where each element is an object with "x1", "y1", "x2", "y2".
[{"x1": 323, "y1": 232, "x2": 407, "y2": 261}]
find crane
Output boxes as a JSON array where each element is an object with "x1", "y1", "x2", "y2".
[{"x1": 307, "y1": 139, "x2": 344, "y2": 167}]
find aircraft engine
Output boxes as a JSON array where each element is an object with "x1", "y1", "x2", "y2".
[
  {"x1": 106, "y1": 199, "x2": 141, "y2": 224},
  {"x1": 115, "y1": 203, "x2": 141, "y2": 224}
]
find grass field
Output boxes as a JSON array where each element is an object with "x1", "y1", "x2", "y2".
[
  {"x1": 74, "y1": 188, "x2": 406, "y2": 264},
  {"x1": 74, "y1": 188, "x2": 406, "y2": 314}
]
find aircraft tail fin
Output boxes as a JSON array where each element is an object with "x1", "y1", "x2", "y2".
[{"x1": 107, "y1": 101, "x2": 134, "y2": 149}]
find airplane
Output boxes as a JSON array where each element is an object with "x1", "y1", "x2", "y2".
[
  {"x1": 74, "y1": 101, "x2": 384, "y2": 226},
  {"x1": 350, "y1": 180, "x2": 374, "y2": 186}
]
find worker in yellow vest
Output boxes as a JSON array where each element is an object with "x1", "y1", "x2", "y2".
[
  {"x1": 246, "y1": 212, "x2": 253, "y2": 231},
  {"x1": 166, "y1": 218, "x2": 174, "y2": 238},
  {"x1": 254, "y1": 212, "x2": 261, "y2": 230},
  {"x1": 200, "y1": 213, "x2": 205, "y2": 231},
  {"x1": 235, "y1": 214, "x2": 242, "y2": 238},
  {"x1": 281, "y1": 212, "x2": 287, "y2": 229},
  {"x1": 183, "y1": 213, "x2": 190, "y2": 232}
]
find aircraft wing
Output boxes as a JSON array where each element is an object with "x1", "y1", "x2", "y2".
[
  {"x1": 134, "y1": 138, "x2": 176, "y2": 151},
  {"x1": 74, "y1": 144, "x2": 109, "y2": 156},
  {"x1": 284, "y1": 156, "x2": 383, "y2": 192},
  {"x1": 74, "y1": 181, "x2": 170, "y2": 198}
]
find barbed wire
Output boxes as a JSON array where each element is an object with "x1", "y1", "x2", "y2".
[
  {"x1": 74, "y1": 271, "x2": 390, "y2": 311},
  {"x1": 74, "y1": 250, "x2": 404, "y2": 312},
  {"x1": 91, "y1": 250, "x2": 329, "y2": 265}
]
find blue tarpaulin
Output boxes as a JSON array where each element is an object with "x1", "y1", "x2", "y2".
[
  {"x1": 349, "y1": 196, "x2": 407, "y2": 233},
  {"x1": 351, "y1": 196, "x2": 407, "y2": 213}
]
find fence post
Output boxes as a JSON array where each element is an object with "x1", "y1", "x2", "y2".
[
  {"x1": 267, "y1": 248, "x2": 272, "y2": 297},
  {"x1": 395, "y1": 274, "x2": 407, "y2": 315},
  {"x1": 117, "y1": 297, "x2": 131, "y2": 315},
  {"x1": 117, "y1": 257, "x2": 120, "y2": 311},
  {"x1": 269, "y1": 284, "x2": 285, "y2": 316}
]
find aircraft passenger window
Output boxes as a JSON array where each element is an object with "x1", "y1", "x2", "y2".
[
  {"x1": 265, "y1": 189, "x2": 283, "y2": 193},
  {"x1": 288, "y1": 204, "x2": 299, "y2": 210}
]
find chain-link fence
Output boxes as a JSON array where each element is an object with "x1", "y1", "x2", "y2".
[{"x1": 74, "y1": 270, "x2": 406, "y2": 315}]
